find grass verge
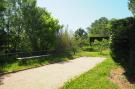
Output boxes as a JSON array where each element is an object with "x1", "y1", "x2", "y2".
[{"x1": 60, "y1": 58, "x2": 121, "y2": 89}]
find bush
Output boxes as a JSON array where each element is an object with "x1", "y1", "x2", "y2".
[
  {"x1": 55, "y1": 28, "x2": 80, "y2": 54},
  {"x1": 55, "y1": 30, "x2": 71, "y2": 53},
  {"x1": 111, "y1": 17, "x2": 135, "y2": 75},
  {"x1": 92, "y1": 39, "x2": 110, "y2": 53}
]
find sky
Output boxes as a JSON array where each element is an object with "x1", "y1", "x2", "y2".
[{"x1": 37, "y1": 0, "x2": 132, "y2": 30}]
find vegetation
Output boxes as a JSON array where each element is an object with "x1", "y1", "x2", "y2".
[
  {"x1": 55, "y1": 27, "x2": 72, "y2": 53},
  {"x1": 93, "y1": 39, "x2": 110, "y2": 54},
  {"x1": 87, "y1": 17, "x2": 111, "y2": 37},
  {"x1": 110, "y1": 0, "x2": 135, "y2": 76},
  {"x1": 61, "y1": 58, "x2": 120, "y2": 89},
  {"x1": 61, "y1": 1, "x2": 135, "y2": 88},
  {"x1": 0, "y1": 0, "x2": 62, "y2": 54},
  {"x1": 129, "y1": 0, "x2": 135, "y2": 16},
  {"x1": 0, "y1": 0, "x2": 135, "y2": 89},
  {"x1": 0, "y1": 49, "x2": 109, "y2": 73},
  {"x1": 74, "y1": 28, "x2": 88, "y2": 48},
  {"x1": 111, "y1": 17, "x2": 135, "y2": 76}
]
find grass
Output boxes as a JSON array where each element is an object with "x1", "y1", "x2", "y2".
[
  {"x1": 0, "y1": 50, "x2": 109, "y2": 73},
  {"x1": 75, "y1": 50, "x2": 109, "y2": 57},
  {"x1": 0, "y1": 48, "x2": 124, "y2": 89},
  {"x1": 60, "y1": 58, "x2": 121, "y2": 89},
  {"x1": 0, "y1": 52, "x2": 73, "y2": 73}
]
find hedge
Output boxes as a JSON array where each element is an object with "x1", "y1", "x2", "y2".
[{"x1": 111, "y1": 17, "x2": 135, "y2": 76}]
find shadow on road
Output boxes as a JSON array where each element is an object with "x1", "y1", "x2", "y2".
[{"x1": 0, "y1": 75, "x2": 4, "y2": 86}]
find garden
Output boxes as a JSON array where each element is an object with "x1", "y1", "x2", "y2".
[{"x1": 0, "y1": 0, "x2": 135, "y2": 89}]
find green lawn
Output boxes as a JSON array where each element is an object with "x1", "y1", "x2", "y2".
[
  {"x1": 0, "y1": 50, "x2": 109, "y2": 73},
  {"x1": 60, "y1": 58, "x2": 121, "y2": 89}
]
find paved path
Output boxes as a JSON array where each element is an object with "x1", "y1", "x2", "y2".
[{"x1": 0, "y1": 57, "x2": 105, "y2": 89}]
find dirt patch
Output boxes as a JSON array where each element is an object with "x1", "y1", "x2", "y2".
[{"x1": 110, "y1": 68, "x2": 135, "y2": 89}]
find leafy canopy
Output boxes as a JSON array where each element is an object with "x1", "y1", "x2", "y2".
[
  {"x1": 87, "y1": 17, "x2": 110, "y2": 37},
  {"x1": 129, "y1": 0, "x2": 135, "y2": 16}
]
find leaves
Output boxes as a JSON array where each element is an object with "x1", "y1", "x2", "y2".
[
  {"x1": 129, "y1": 0, "x2": 135, "y2": 16},
  {"x1": 88, "y1": 17, "x2": 110, "y2": 37},
  {"x1": 0, "y1": 0, "x2": 62, "y2": 53}
]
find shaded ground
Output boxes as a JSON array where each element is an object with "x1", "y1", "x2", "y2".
[
  {"x1": 0, "y1": 57, "x2": 105, "y2": 89},
  {"x1": 0, "y1": 76, "x2": 4, "y2": 86},
  {"x1": 110, "y1": 68, "x2": 135, "y2": 89}
]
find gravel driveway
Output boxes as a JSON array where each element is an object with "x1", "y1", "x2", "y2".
[{"x1": 0, "y1": 57, "x2": 105, "y2": 89}]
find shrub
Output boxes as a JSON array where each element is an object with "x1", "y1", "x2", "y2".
[
  {"x1": 93, "y1": 39, "x2": 110, "y2": 54},
  {"x1": 111, "y1": 17, "x2": 135, "y2": 75},
  {"x1": 55, "y1": 30, "x2": 71, "y2": 53},
  {"x1": 55, "y1": 28, "x2": 80, "y2": 54},
  {"x1": 74, "y1": 28, "x2": 89, "y2": 48}
]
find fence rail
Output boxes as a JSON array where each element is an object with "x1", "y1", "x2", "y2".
[
  {"x1": 0, "y1": 50, "x2": 49, "y2": 59},
  {"x1": 0, "y1": 50, "x2": 56, "y2": 65}
]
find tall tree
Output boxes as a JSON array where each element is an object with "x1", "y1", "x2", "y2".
[
  {"x1": 36, "y1": 7, "x2": 62, "y2": 51},
  {"x1": 0, "y1": 0, "x2": 7, "y2": 53},
  {"x1": 22, "y1": 6, "x2": 62, "y2": 51},
  {"x1": 0, "y1": 0, "x2": 6, "y2": 29},
  {"x1": 2, "y1": 0, "x2": 26, "y2": 52},
  {"x1": 0, "y1": 0, "x2": 62, "y2": 54},
  {"x1": 87, "y1": 17, "x2": 110, "y2": 37}
]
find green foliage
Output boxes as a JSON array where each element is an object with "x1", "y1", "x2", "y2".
[
  {"x1": 0, "y1": 0, "x2": 7, "y2": 52},
  {"x1": 111, "y1": 17, "x2": 135, "y2": 75},
  {"x1": 74, "y1": 28, "x2": 88, "y2": 48},
  {"x1": 55, "y1": 27, "x2": 80, "y2": 54},
  {"x1": 70, "y1": 38, "x2": 79, "y2": 55},
  {"x1": 0, "y1": 0, "x2": 6, "y2": 11},
  {"x1": 129, "y1": 0, "x2": 135, "y2": 16},
  {"x1": 75, "y1": 28, "x2": 88, "y2": 40},
  {"x1": 88, "y1": 17, "x2": 111, "y2": 37},
  {"x1": 93, "y1": 39, "x2": 110, "y2": 54},
  {"x1": 56, "y1": 28, "x2": 72, "y2": 52},
  {"x1": 22, "y1": 6, "x2": 62, "y2": 51},
  {"x1": 0, "y1": 0, "x2": 62, "y2": 54}
]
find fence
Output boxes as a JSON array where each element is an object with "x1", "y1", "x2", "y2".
[
  {"x1": 1, "y1": 50, "x2": 49, "y2": 57},
  {"x1": 0, "y1": 51, "x2": 50, "y2": 63}
]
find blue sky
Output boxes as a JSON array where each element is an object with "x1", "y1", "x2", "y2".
[{"x1": 37, "y1": 0, "x2": 132, "y2": 30}]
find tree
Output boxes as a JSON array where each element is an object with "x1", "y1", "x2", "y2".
[
  {"x1": 0, "y1": 0, "x2": 8, "y2": 53},
  {"x1": 75, "y1": 28, "x2": 88, "y2": 40},
  {"x1": 0, "y1": 0, "x2": 6, "y2": 29},
  {"x1": 7, "y1": 0, "x2": 25, "y2": 52},
  {"x1": 0, "y1": 0, "x2": 6, "y2": 37},
  {"x1": 87, "y1": 17, "x2": 110, "y2": 37},
  {"x1": 74, "y1": 28, "x2": 88, "y2": 47},
  {"x1": 129, "y1": 0, "x2": 135, "y2": 15},
  {"x1": 0, "y1": 0, "x2": 6, "y2": 12},
  {"x1": 0, "y1": 0, "x2": 62, "y2": 55},
  {"x1": 22, "y1": 5, "x2": 62, "y2": 52}
]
